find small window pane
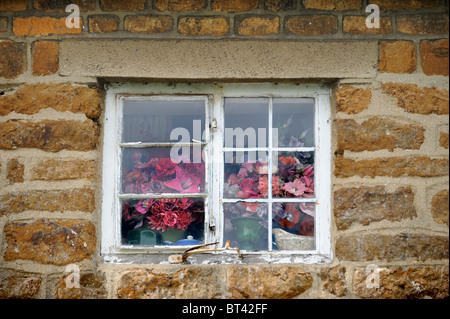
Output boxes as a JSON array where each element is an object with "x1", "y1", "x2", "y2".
[
  {"x1": 272, "y1": 202, "x2": 315, "y2": 251},
  {"x1": 273, "y1": 98, "x2": 315, "y2": 148},
  {"x1": 122, "y1": 198, "x2": 205, "y2": 246},
  {"x1": 122, "y1": 100, "x2": 206, "y2": 143},
  {"x1": 273, "y1": 151, "x2": 315, "y2": 198},
  {"x1": 224, "y1": 98, "x2": 269, "y2": 148},
  {"x1": 121, "y1": 148, "x2": 206, "y2": 194},
  {"x1": 224, "y1": 151, "x2": 269, "y2": 199},
  {"x1": 224, "y1": 202, "x2": 269, "y2": 251}
]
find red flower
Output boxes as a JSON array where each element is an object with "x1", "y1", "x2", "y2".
[
  {"x1": 278, "y1": 203, "x2": 300, "y2": 229},
  {"x1": 156, "y1": 158, "x2": 176, "y2": 177},
  {"x1": 177, "y1": 211, "x2": 193, "y2": 231},
  {"x1": 298, "y1": 213, "x2": 314, "y2": 236},
  {"x1": 279, "y1": 156, "x2": 298, "y2": 166},
  {"x1": 163, "y1": 211, "x2": 178, "y2": 228}
]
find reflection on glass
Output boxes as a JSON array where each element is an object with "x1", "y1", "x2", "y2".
[
  {"x1": 272, "y1": 202, "x2": 315, "y2": 251},
  {"x1": 273, "y1": 98, "x2": 315, "y2": 148},
  {"x1": 122, "y1": 100, "x2": 205, "y2": 143},
  {"x1": 273, "y1": 151, "x2": 315, "y2": 198},
  {"x1": 121, "y1": 148, "x2": 206, "y2": 194},
  {"x1": 122, "y1": 198, "x2": 205, "y2": 246},
  {"x1": 224, "y1": 98, "x2": 269, "y2": 148},
  {"x1": 224, "y1": 202, "x2": 268, "y2": 251},
  {"x1": 223, "y1": 152, "x2": 269, "y2": 199}
]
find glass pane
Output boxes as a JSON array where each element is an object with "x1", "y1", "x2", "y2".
[
  {"x1": 273, "y1": 151, "x2": 315, "y2": 198},
  {"x1": 122, "y1": 198, "x2": 205, "y2": 246},
  {"x1": 224, "y1": 202, "x2": 268, "y2": 251},
  {"x1": 224, "y1": 98, "x2": 269, "y2": 148},
  {"x1": 224, "y1": 151, "x2": 269, "y2": 199},
  {"x1": 121, "y1": 148, "x2": 206, "y2": 194},
  {"x1": 272, "y1": 202, "x2": 315, "y2": 251},
  {"x1": 122, "y1": 99, "x2": 206, "y2": 143},
  {"x1": 273, "y1": 98, "x2": 315, "y2": 148}
]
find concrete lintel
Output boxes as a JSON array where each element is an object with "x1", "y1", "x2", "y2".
[{"x1": 59, "y1": 39, "x2": 378, "y2": 80}]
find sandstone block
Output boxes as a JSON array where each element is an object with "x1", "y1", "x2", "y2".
[
  {"x1": 155, "y1": 0, "x2": 206, "y2": 11},
  {"x1": 431, "y1": 190, "x2": 449, "y2": 226},
  {"x1": 31, "y1": 159, "x2": 96, "y2": 181},
  {"x1": 124, "y1": 15, "x2": 173, "y2": 34},
  {"x1": 7, "y1": 158, "x2": 25, "y2": 184},
  {"x1": 0, "y1": 40, "x2": 25, "y2": 79},
  {"x1": 227, "y1": 266, "x2": 313, "y2": 299},
  {"x1": 343, "y1": 16, "x2": 392, "y2": 34},
  {"x1": 0, "y1": 270, "x2": 42, "y2": 299},
  {"x1": 336, "y1": 85, "x2": 371, "y2": 114},
  {"x1": 336, "y1": 233, "x2": 449, "y2": 261},
  {"x1": 0, "y1": 120, "x2": 100, "y2": 152},
  {"x1": 265, "y1": 0, "x2": 295, "y2": 12},
  {"x1": 13, "y1": 17, "x2": 82, "y2": 36},
  {"x1": 100, "y1": 0, "x2": 145, "y2": 11},
  {"x1": 334, "y1": 156, "x2": 449, "y2": 178},
  {"x1": 4, "y1": 219, "x2": 96, "y2": 266},
  {"x1": 117, "y1": 267, "x2": 225, "y2": 299},
  {"x1": 397, "y1": 14, "x2": 449, "y2": 35},
  {"x1": 320, "y1": 266, "x2": 348, "y2": 297},
  {"x1": 302, "y1": 0, "x2": 361, "y2": 10},
  {"x1": 420, "y1": 39, "x2": 449, "y2": 76},
  {"x1": 0, "y1": 83, "x2": 102, "y2": 119},
  {"x1": 0, "y1": 0, "x2": 28, "y2": 11},
  {"x1": 0, "y1": 188, "x2": 96, "y2": 216},
  {"x1": 213, "y1": 0, "x2": 258, "y2": 12},
  {"x1": 337, "y1": 117, "x2": 425, "y2": 152},
  {"x1": 33, "y1": 41, "x2": 59, "y2": 76},
  {"x1": 370, "y1": 0, "x2": 439, "y2": 10},
  {"x1": 178, "y1": 16, "x2": 229, "y2": 36},
  {"x1": 382, "y1": 83, "x2": 449, "y2": 115},
  {"x1": 33, "y1": 0, "x2": 95, "y2": 11},
  {"x1": 285, "y1": 15, "x2": 338, "y2": 35},
  {"x1": 354, "y1": 266, "x2": 449, "y2": 299},
  {"x1": 53, "y1": 272, "x2": 107, "y2": 299},
  {"x1": 440, "y1": 132, "x2": 449, "y2": 149},
  {"x1": 334, "y1": 186, "x2": 416, "y2": 230},
  {"x1": 379, "y1": 41, "x2": 416, "y2": 74},
  {"x1": 88, "y1": 15, "x2": 119, "y2": 33},
  {"x1": 237, "y1": 16, "x2": 280, "y2": 36}
]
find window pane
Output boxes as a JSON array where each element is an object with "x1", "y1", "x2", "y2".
[
  {"x1": 122, "y1": 198, "x2": 205, "y2": 246},
  {"x1": 273, "y1": 151, "x2": 315, "y2": 198},
  {"x1": 273, "y1": 98, "x2": 315, "y2": 148},
  {"x1": 121, "y1": 148, "x2": 206, "y2": 194},
  {"x1": 224, "y1": 151, "x2": 269, "y2": 199},
  {"x1": 122, "y1": 99, "x2": 206, "y2": 143},
  {"x1": 224, "y1": 202, "x2": 268, "y2": 251},
  {"x1": 272, "y1": 202, "x2": 315, "y2": 251},
  {"x1": 224, "y1": 98, "x2": 269, "y2": 148}
]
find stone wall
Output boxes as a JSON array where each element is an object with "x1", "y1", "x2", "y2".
[{"x1": 0, "y1": 0, "x2": 448, "y2": 299}]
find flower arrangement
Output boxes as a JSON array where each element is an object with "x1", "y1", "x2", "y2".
[
  {"x1": 123, "y1": 150, "x2": 205, "y2": 195},
  {"x1": 122, "y1": 198, "x2": 204, "y2": 233},
  {"x1": 121, "y1": 150, "x2": 205, "y2": 236}
]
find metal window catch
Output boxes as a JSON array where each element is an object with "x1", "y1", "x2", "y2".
[{"x1": 168, "y1": 240, "x2": 243, "y2": 264}]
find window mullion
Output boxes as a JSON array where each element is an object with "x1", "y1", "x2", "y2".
[{"x1": 268, "y1": 97, "x2": 274, "y2": 252}]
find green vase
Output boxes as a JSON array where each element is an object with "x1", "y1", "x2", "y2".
[
  {"x1": 160, "y1": 228, "x2": 186, "y2": 244},
  {"x1": 231, "y1": 216, "x2": 265, "y2": 250},
  {"x1": 127, "y1": 228, "x2": 158, "y2": 246}
]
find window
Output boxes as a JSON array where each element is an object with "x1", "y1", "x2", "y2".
[{"x1": 102, "y1": 83, "x2": 332, "y2": 264}]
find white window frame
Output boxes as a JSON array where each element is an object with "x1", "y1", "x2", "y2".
[{"x1": 102, "y1": 83, "x2": 332, "y2": 264}]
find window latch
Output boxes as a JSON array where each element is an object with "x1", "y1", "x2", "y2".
[
  {"x1": 168, "y1": 241, "x2": 243, "y2": 264},
  {"x1": 210, "y1": 118, "x2": 218, "y2": 130}
]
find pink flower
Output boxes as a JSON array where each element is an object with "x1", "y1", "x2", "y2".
[
  {"x1": 136, "y1": 199, "x2": 154, "y2": 214},
  {"x1": 165, "y1": 166, "x2": 201, "y2": 194},
  {"x1": 227, "y1": 174, "x2": 239, "y2": 186},
  {"x1": 156, "y1": 158, "x2": 176, "y2": 177},
  {"x1": 283, "y1": 179, "x2": 307, "y2": 197},
  {"x1": 163, "y1": 211, "x2": 178, "y2": 228}
]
